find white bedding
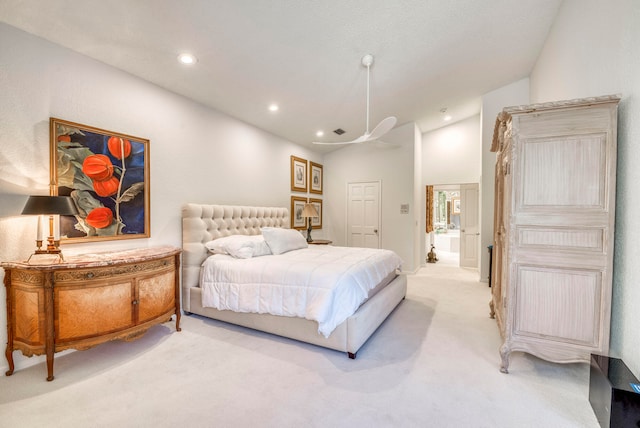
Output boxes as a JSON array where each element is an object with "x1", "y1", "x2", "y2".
[{"x1": 200, "y1": 245, "x2": 402, "y2": 337}]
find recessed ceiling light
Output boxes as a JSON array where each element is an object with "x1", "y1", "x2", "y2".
[
  {"x1": 316, "y1": 131, "x2": 324, "y2": 137},
  {"x1": 178, "y1": 53, "x2": 197, "y2": 65},
  {"x1": 268, "y1": 104, "x2": 279, "y2": 112},
  {"x1": 440, "y1": 107, "x2": 452, "y2": 122}
]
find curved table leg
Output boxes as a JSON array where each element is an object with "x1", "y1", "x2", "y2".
[
  {"x1": 175, "y1": 313, "x2": 182, "y2": 332},
  {"x1": 44, "y1": 272, "x2": 55, "y2": 381},
  {"x1": 499, "y1": 343, "x2": 510, "y2": 374},
  {"x1": 46, "y1": 353, "x2": 55, "y2": 382},
  {"x1": 4, "y1": 271, "x2": 14, "y2": 376},
  {"x1": 5, "y1": 348, "x2": 14, "y2": 377}
]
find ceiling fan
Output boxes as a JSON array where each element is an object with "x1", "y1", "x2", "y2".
[{"x1": 313, "y1": 54, "x2": 397, "y2": 145}]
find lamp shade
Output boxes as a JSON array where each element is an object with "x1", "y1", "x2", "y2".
[
  {"x1": 301, "y1": 203, "x2": 319, "y2": 218},
  {"x1": 21, "y1": 196, "x2": 79, "y2": 216}
]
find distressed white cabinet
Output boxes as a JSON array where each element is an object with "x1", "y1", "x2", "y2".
[{"x1": 489, "y1": 95, "x2": 620, "y2": 373}]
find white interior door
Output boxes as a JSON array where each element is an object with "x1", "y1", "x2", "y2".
[
  {"x1": 459, "y1": 183, "x2": 479, "y2": 268},
  {"x1": 347, "y1": 181, "x2": 381, "y2": 248}
]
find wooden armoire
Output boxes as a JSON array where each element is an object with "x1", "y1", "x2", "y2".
[{"x1": 489, "y1": 94, "x2": 620, "y2": 373}]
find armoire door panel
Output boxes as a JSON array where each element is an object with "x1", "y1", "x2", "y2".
[
  {"x1": 516, "y1": 227, "x2": 605, "y2": 252},
  {"x1": 515, "y1": 251, "x2": 609, "y2": 272},
  {"x1": 518, "y1": 134, "x2": 607, "y2": 209},
  {"x1": 514, "y1": 212, "x2": 613, "y2": 228},
  {"x1": 514, "y1": 266, "x2": 601, "y2": 346}
]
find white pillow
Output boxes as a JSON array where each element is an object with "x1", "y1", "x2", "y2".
[
  {"x1": 251, "y1": 237, "x2": 272, "y2": 257},
  {"x1": 261, "y1": 227, "x2": 308, "y2": 255},
  {"x1": 204, "y1": 235, "x2": 271, "y2": 259}
]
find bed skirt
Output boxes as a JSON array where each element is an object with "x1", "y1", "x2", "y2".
[{"x1": 185, "y1": 273, "x2": 407, "y2": 357}]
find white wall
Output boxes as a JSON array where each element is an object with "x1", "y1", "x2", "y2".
[
  {"x1": 422, "y1": 115, "x2": 481, "y2": 270},
  {"x1": 0, "y1": 23, "x2": 322, "y2": 372},
  {"x1": 529, "y1": 0, "x2": 640, "y2": 376},
  {"x1": 422, "y1": 115, "x2": 481, "y2": 186},
  {"x1": 323, "y1": 122, "x2": 420, "y2": 272}
]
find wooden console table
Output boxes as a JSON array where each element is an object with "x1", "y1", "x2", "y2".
[{"x1": 2, "y1": 246, "x2": 181, "y2": 381}]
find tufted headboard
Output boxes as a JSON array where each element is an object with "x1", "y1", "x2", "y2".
[{"x1": 181, "y1": 203, "x2": 289, "y2": 311}]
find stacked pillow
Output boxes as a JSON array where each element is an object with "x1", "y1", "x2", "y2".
[
  {"x1": 205, "y1": 234, "x2": 271, "y2": 259},
  {"x1": 260, "y1": 227, "x2": 308, "y2": 255},
  {"x1": 204, "y1": 227, "x2": 308, "y2": 258}
]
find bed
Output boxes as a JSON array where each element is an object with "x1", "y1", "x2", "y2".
[{"x1": 181, "y1": 203, "x2": 407, "y2": 358}]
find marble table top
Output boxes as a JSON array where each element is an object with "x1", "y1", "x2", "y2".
[{"x1": 2, "y1": 245, "x2": 181, "y2": 270}]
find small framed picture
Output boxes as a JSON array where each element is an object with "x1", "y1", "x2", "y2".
[
  {"x1": 290, "y1": 156, "x2": 307, "y2": 192},
  {"x1": 291, "y1": 196, "x2": 307, "y2": 229},
  {"x1": 309, "y1": 198, "x2": 323, "y2": 229},
  {"x1": 452, "y1": 197, "x2": 461, "y2": 215},
  {"x1": 309, "y1": 162, "x2": 323, "y2": 194}
]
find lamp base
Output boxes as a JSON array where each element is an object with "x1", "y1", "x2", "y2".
[
  {"x1": 306, "y1": 224, "x2": 313, "y2": 243},
  {"x1": 26, "y1": 252, "x2": 64, "y2": 264},
  {"x1": 27, "y1": 238, "x2": 65, "y2": 263}
]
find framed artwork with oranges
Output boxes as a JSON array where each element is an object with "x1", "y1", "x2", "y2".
[{"x1": 49, "y1": 117, "x2": 150, "y2": 243}]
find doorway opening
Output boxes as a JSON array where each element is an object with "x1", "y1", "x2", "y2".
[
  {"x1": 426, "y1": 183, "x2": 480, "y2": 268},
  {"x1": 429, "y1": 185, "x2": 460, "y2": 265}
]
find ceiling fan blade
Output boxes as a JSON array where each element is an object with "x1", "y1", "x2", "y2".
[
  {"x1": 366, "y1": 116, "x2": 397, "y2": 140},
  {"x1": 312, "y1": 134, "x2": 370, "y2": 145},
  {"x1": 312, "y1": 117, "x2": 397, "y2": 145}
]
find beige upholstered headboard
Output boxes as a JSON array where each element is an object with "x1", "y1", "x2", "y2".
[{"x1": 181, "y1": 203, "x2": 289, "y2": 312}]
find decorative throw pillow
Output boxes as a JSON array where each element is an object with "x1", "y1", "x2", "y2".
[{"x1": 261, "y1": 227, "x2": 308, "y2": 255}]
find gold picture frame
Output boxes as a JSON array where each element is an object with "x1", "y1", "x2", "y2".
[
  {"x1": 291, "y1": 196, "x2": 307, "y2": 229},
  {"x1": 290, "y1": 155, "x2": 307, "y2": 192},
  {"x1": 309, "y1": 198, "x2": 323, "y2": 229},
  {"x1": 50, "y1": 118, "x2": 150, "y2": 243},
  {"x1": 309, "y1": 161, "x2": 323, "y2": 194}
]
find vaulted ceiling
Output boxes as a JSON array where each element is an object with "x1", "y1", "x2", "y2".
[{"x1": 0, "y1": 0, "x2": 562, "y2": 150}]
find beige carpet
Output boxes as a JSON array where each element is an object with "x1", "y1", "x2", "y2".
[{"x1": 0, "y1": 254, "x2": 599, "y2": 427}]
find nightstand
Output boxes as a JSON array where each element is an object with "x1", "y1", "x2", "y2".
[{"x1": 309, "y1": 239, "x2": 332, "y2": 245}]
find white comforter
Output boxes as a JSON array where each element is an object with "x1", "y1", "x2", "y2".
[{"x1": 200, "y1": 246, "x2": 402, "y2": 337}]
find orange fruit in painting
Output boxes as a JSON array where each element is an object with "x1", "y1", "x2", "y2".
[
  {"x1": 82, "y1": 154, "x2": 114, "y2": 181},
  {"x1": 107, "y1": 137, "x2": 131, "y2": 159},
  {"x1": 85, "y1": 207, "x2": 114, "y2": 229},
  {"x1": 92, "y1": 176, "x2": 120, "y2": 197},
  {"x1": 57, "y1": 135, "x2": 71, "y2": 142}
]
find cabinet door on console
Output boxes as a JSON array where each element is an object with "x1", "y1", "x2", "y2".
[
  {"x1": 137, "y1": 269, "x2": 176, "y2": 324},
  {"x1": 55, "y1": 279, "x2": 135, "y2": 342}
]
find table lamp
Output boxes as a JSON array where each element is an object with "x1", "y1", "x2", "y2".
[
  {"x1": 300, "y1": 203, "x2": 319, "y2": 243},
  {"x1": 22, "y1": 195, "x2": 79, "y2": 262}
]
